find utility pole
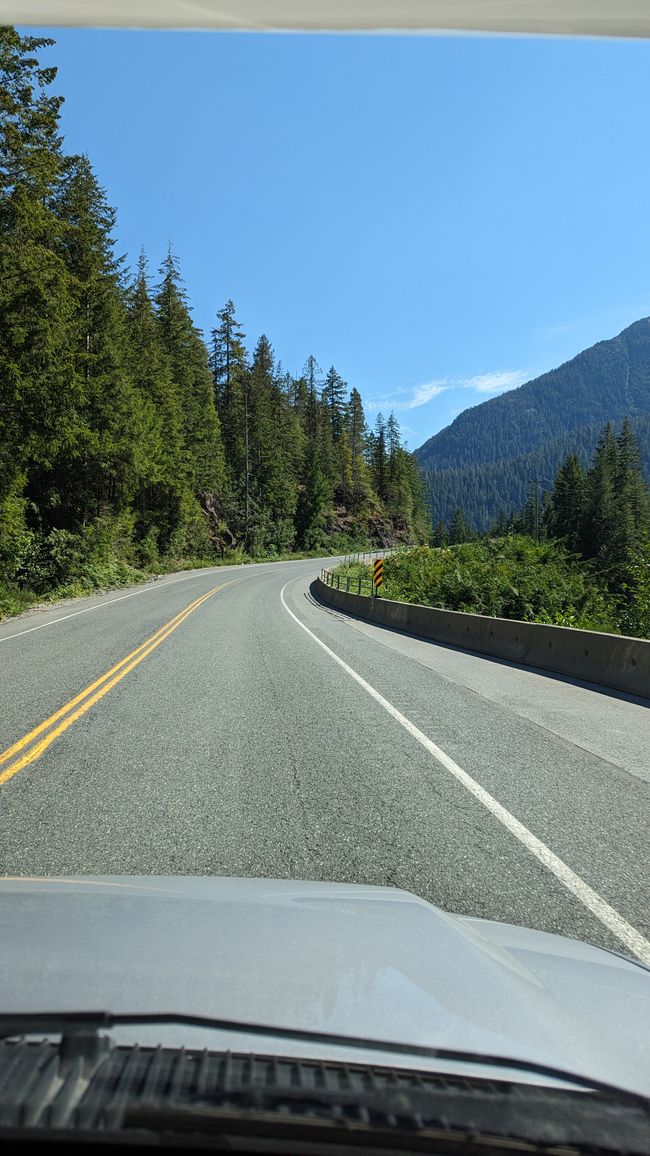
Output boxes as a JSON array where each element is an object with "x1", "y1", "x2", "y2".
[{"x1": 528, "y1": 475, "x2": 555, "y2": 542}]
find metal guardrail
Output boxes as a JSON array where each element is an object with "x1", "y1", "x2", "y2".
[
  {"x1": 320, "y1": 544, "x2": 416, "y2": 597},
  {"x1": 320, "y1": 567, "x2": 376, "y2": 597}
]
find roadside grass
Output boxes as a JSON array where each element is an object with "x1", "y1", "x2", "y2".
[{"x1": 0, "y1": 546, "x2": 347, "y2": 624}]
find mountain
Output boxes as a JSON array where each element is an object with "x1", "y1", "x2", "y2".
[{"x1": 414, "y1": 318, "x2": 650, "y2": 530}]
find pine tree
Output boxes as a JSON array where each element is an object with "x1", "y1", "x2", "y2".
[
  {"x1": 448, "y1": 507, "x2": 474, "y2": 545},
  {"x1": 295, "y1": 451, "x2": 331, "y2": 550},
  {"x1": 303, "y1": 355, "x2": 322, "y2": 410},
  {"x1": 582, "y1": 423, "x2": 619, "y2": 562},
  {"x1": 156, "y1": 249, "x2": 225, "y2": 493},
  {"x1": 210, "y1": 299, "x2": 245, "y2": 412},
  {"x1": 0, "y1": 28, "x2": 76, "y2": 514},
  {"x1": 155, "y1": 249, "x2": 226, "y2": 553},
  {"x1": 369, "y1": 413, "x2": 388, "y2": 501},
  {"x1": 346, "y1": 387, "x2": 372, "y2": 515},
  {"x1": 549, "y1": 453, "x2": 585, "y2": 550},
  {"x1": 246, "y1": 335, "x2": 298, "y2": 550},
  {"x1": 126, "y1": 251, "x2": 185, "y2": 551},
  {"x1": 323, "y1": 365, "x2": 347, "y2": 441},
  {"x1": 613, "y1": 419, "x2": 649, "y2": 551},
  {"x1": 40, "y1": 154, "x2": 143, "y2": 528},
  {"x1": 385, "y1": 411, "x2": 410, "y2": 523}
]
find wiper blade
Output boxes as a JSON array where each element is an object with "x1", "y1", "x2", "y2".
[{"x1": 0, "y1": 1009, "x2": 646, "y2": 1108}]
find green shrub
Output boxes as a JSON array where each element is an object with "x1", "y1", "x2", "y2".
[{"x1": 334, "y1": 537, "x2": 624, "y2": 634}]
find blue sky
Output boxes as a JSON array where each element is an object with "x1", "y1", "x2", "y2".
[{"x1": 22, "y1": 27, "x2": 650, "y2": 448}]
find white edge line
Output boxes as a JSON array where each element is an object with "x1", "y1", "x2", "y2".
[
  {"x1": 0, "y1": 556, "x2": 329, "y2": 644},
  {"x1": 0, "y1": 570, "x2": 217, "y2": 642},
  {"x1": 280, "y1": 577, "x2": 650, "y2": 966}
]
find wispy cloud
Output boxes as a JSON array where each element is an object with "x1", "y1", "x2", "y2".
[
  {"x1": 462, "y1": 370, "x2": 528, "y2": 394},
  {"x1": 366, "y1": 379, "x2": 449, "y2": 411},
  {"x1": 543, "y1": 323, "x2": 576, "y2": 340},
  {"x1": 366, "y1": 368, "x2": 526, "y2": 412}
]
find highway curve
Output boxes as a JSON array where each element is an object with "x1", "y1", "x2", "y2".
[{"x1": 0, "y1": 557, "x2": 648, "y2": 961}]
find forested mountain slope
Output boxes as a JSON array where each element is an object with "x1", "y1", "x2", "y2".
[{"x1": 415, "y1": 320, "x2": 650, "y2": 530}]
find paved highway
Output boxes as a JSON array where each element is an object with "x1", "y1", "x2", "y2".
[{"x1": 0, "y1": 557, "x2": 648, "y2": 961}]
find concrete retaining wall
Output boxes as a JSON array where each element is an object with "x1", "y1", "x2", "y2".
[{"x1": 315, "y1": 578, "x2": 650, "y2": 699}]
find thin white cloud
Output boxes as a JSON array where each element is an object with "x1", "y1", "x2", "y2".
[
  {"x1": 462, "y1": 370, "x2": 527, "y2": 394},
  {"x1": 543, "y1": 323, "x2": 576, "y2": 339},
  {"x1": 366, "y1": 379, "x2": 449, "y2": 411},
  {"x1": 365, "y1": 368, "x2": 526, "y2": 412}
]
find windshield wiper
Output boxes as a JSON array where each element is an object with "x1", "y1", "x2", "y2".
[
  {"x1": 0, "y1": 1009, "x2": 647, "y2": 1108},
  {"x1": 2, "y1": 1026, "x2": 649, "y2": 1155}
]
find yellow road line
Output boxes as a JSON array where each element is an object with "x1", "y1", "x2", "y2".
[
  {"x1": 0, "y1": 584, "x2": 226, "y2": 787},
  {"x1": 0, "y1": 586, "x2": 216, "y2": 770}
]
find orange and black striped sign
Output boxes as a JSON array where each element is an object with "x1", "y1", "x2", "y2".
[{"x1": 373, "y1": 558, "x2": 384, "y2": 590}]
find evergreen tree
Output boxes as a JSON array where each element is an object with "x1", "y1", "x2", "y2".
[
  {"x1": 303, "y1": 355, "x2": 322, "y2": 409},
  {"x1": 210, "y1": 299, "x2": 245, "y2": 412},
  {"x1": 38, "y1": 154, "x2": 143, "y2": 528},
  {"x1": 369, "y1": 412, "x2": 388, "y2": 501},
  {"x1": 549, "y1": 453, "x2": 585, "y2": 550},
  {"x1": 210, "y1": 302, "x2": 249, "y2": 540},
  {"x1": 247, "y1": 335, "x2": 298, "y2": 549},
  {"x1": 126, "y1": 250, "x2": 185, "y2": 550},
  {"x1": 156, "y1": 249, "x2": 225, "y2": 496},
  {"x1": 323, "y1": 365, "x2": 347, "y2": 440},
  {"x1": 0, "y1": 27, "x2": 75, "y2": 514},
  {"x1": 582, "y1": 423, "x2": 619, "y2": 562},
  {"x1": 613, "y1": 419, "x2": 649, "y2": 554},
  {"x1": 346, "y1": 387, "x2": 372, "y2": 515},
  {"x1": 448, "y1": 507, "x2": 474, "y2": 545},
  {"x1": 295, "y1": 451, "x2": 331, "y2": 550}
]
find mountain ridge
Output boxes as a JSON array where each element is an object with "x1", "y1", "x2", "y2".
[{"x1": 414, "y1": 318, "x2": 650, "y2": 530}]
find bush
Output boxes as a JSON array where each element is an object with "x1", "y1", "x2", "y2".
[
  {"x1": 335, "y1": 537, "x2": 623, "y2": 634},
  {"x1": 0, "y1": 487, "x2": 32, "y2": 584}
]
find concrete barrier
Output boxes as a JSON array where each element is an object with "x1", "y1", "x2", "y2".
[{"x1": 315, "y1": 578, "x2": 650, "y2": 700}]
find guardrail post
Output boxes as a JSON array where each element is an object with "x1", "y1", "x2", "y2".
[
  {"x1": 346, "y1": 576, "x2": 350, "y2": 592},
  {"x1": 358, "y1": 578, "x2": 362, "y2": 595}
]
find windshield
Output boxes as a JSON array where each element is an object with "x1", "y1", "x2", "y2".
[{"x1": 0, "y1": 5, "x2": 649, "y2": 1118}]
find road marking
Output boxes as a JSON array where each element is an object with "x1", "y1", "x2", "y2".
[
  {"x1": 0, "y1": 569, "x2": 232, "y2": 643},
  {"x1": 0, "y1": 587, "x2": 216, "y2": 771},
  {"x1": 280, "y1": 578, "x2": 650, "y2": 966},
  {"x1": 0, "y1": 584, "x2": 227, "y2": 787},
  {"x1": 0, "y1": 557, "x2": 341, "y2": 644}
]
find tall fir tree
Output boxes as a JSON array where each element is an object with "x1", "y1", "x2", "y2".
[
  {"x1": 549, "y1": 453, "x2": 585, "y2": 550},
  {"x1": 323, "y1": 365, "x2": 347, "y2": 441},
  {"x1": 582, "y1": 422, "x2": 619, "y2": 563},
  {"x1": 369, "y1": 412, "x2": 388, "y2": 502},
  {"x1": 40, "y1": 154, "x2": 143, "y2": 528},
  {"x1": 210, "y1": 299, "x2": 245, "y2": 413},
  {"x1": 346, "y1": 387, "x2": 372, "y2": 515},
  {"x1": 0, "y1": 27, "x2": 76, "y2": 517},
  {"x1": 156, "y1": 249, "x2": 226, "y2": 496},
  {"x1": 126, "y1": 250, "x2": 185, "y2": 550}
]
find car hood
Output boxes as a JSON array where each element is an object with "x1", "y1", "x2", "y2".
[{"x1": 1, "y1": 876, "x2": 648, "y2": 1096}]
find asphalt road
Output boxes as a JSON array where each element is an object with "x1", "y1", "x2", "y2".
[{"x1": 0, "y1": 557, "x2": 649, "y2": 961}]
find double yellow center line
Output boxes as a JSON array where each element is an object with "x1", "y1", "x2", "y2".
[{"x1": 0, "y1": 583, "x2": 227, "y2": 786}]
